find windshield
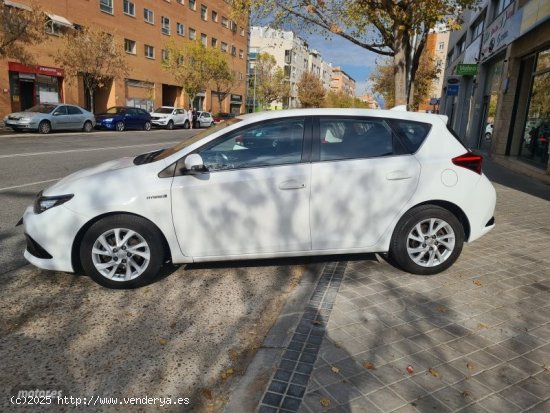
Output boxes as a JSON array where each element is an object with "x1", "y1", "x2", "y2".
[
  {"x1": 105, "y1": 107, "x2": 124, "y2": 114},
  {"x1": 154, "y1": 107, "x2": 174, "y2": 114},
  {"x1": 26, "y1": 104, "x2": 56, "y2": 114},
  {"x1": 153, "y1": 118, "x2": 243, "y2": 162}
]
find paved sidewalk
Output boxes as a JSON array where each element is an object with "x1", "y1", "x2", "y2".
[{"x1": 229, "y1": 164, "x2": 550, "y2": 413}]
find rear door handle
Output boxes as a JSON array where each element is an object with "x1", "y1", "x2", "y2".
[
  {"x1": 278, "y1": 179, "x2": 306, "y2": 190},
  {"x1": 386, "y1": 171, "x2": 412, "y2": 181}
]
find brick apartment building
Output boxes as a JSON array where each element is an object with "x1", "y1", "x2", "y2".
[
  {"x1": 1, "y1": 0, "x2": 248, "y2": 117},
  {"x1": 330, "y1": 66, "x2": 356, "y2": 96}
]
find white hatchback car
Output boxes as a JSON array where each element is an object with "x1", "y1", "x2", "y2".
[{"x1": 22, "y1": 109, "x2": 496, "y2": 288}]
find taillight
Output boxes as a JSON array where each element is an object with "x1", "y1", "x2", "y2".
[{"x1": 452, "y1": 152, "x2": 483, "y2": 175}]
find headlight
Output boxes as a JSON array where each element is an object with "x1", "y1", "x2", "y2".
[
  {"x1": 19, "y1": 117, "x2": 32, "y2": 123},
  {"x1": 33, "y1": 191, "x2": 74, "y2": 214},
  {"x1": 103, "y1": 118, "x2": 113, "y2": 123}
]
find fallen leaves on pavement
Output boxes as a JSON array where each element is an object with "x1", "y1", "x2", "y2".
[
  {"x1": 331, "y1": 366, "x2": 340, "y2": 374},
  {"x1": 363, "y1": 361, "x2": 375, "y2": 370},
  {"x1": 462, "y1": 390, "x2": 471, "y2": 398},
  {"x1": 437, "y1": 305, "x2": 448, "y2": 313},
  {"x1": 201, "y1": 388, "x2": 213, "y2": 400},
  {"x1": 543, "y1": 365, "x2": 550, "y2": 372},
  {"x1": 159, "y1": 338, "x2": 167, "y2": 345},
  {"x1": 473, "y1": 279, "x2": 482, "y2": 286},
  {"x1": 428, "y1": 368, "x2": 439, "y2": 378},
  {"x1": 221, "y1": 368, "x2": 234, "y2": 380},
  {"x1": 466, "y1": 362, "x2": 475, "y2": 370},
  {"x1": 320, "y1": 398, "x2": 331, "y2": 407},
  {"x1": 477, "y1": 323, "x2": 490, "y2": 330}
]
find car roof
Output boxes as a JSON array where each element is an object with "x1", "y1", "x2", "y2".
[{"x1": 236, "y1": 108, "x2": 448, "y2": 125}]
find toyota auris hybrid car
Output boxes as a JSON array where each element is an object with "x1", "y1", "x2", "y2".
[{"x1": 22, "y1": 109, "x2": 496, "y2": 288}]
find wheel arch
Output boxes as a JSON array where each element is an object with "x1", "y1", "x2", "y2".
[
  {"x1": 71, "y1": 211, "x2": 173, "y2": 273},
  {"x1": 407, "y1": 200, "x2": 471, "y2": 240}
]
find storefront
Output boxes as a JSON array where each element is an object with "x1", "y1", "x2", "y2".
[
  {"x1": 230, "y1": 94, "x2": 243, "y2": 114},
  {"x1": 516, "y1": 47, "x2": 550, "y2": 168},
  {"x1": 8, "y1": 62, "x2": 64, "y2": 111}
]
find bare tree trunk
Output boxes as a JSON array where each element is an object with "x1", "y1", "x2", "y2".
[
  {"x1": 393, "y1": 29, "x2": 408, "y2": 107},
  {"x1": 90, "y1": 89, "x2": 95, "y2": 114}
]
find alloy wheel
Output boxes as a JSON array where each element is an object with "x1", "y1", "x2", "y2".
[
  {"x1": 91, "y1": 228, "x2": 151, "y2": 282},
  {"x1": 406, "y1": 218, "x2": 455, "y2": 267},
  {"x1": 116, "y1": 121, "x2": 125, "y2": 131}
]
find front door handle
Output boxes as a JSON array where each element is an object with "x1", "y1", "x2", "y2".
[
  {"x1": 278, "y1": 179, "x2": 306, "y2": 190},
  {"x1": 386, "y1": 171, "x2": 412, "y2": 181}
]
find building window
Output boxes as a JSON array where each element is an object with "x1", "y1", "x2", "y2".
[
  {"x1": 456, "y1": 35, "x2": 466, "y2": 55},
  {"x1": 211, "y1": 10, "x2": 218, "y2": 22},
  {"x1": 144, "y1": 8, "x2": 154, "y2": 24},
  {"x1": 240, "y1": 27, "x2": 245, "y2": 36},
  {"x1": 231, "y1": 45, "x2": 236, "y2": 56},
  {"x1": 45, "y1": 20, "x2": 68, "y2": 36},
  {"x1": 211, "y1": 37, "x2": 218, "y2": 48},
  {"x1": 239, "y1": 49, "x2": 244, "y2": 59},
  {"x1": 438, "y1": 42, "x2": 445, "y2": 51},
  {"x1": 221, "y1": 16, "x2": 229, "y2": 28},
  {"x1": 177, "y1": 0, "x2": 183, "y2": 3},
  {"x1": 239, "y1": 72, "x2": 243, "y2": 80},
  {"x1": 201, "y1": 33, "x2": 207, "y2": 46},
  {"x1": 124, "y1": 39, "x2": 136, "y2": 54},
  {"x1": 189, "y1": 0, "x2": 196, "y2": 11},
  {"x1": 177, "y1": 22, "x2": 184, "y2": 36},
  {"x1": 161, "y1": 49, "x2": 169, "y2": 62},
  {"x1": 189, "y1": 28, "x2": 196, "y2": 40},
  {"x1": 221, "y1": 42, "x2": 228, "y2": 52},
  {"x1": 100, "y1": 0, "x2": 113, "y2": 14},
  {"x1": 145, "y1": 44, "x2": 155, "y2": 59},
  {"x1": 200, "y1": 4, "x2": 207, "y2": 21},
  {"x1": 161, "y1": 16, "x2": 170, "y2": 35},
  {"x1": 494, "y1": 0, "x2": 513, "y2": 19},
  {"x1": 123, "y1": 0, "x2": 135, "y2": 16}
]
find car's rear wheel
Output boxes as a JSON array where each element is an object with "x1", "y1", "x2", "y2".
[
  {"x1": 144, "y1": 121, "x2": 152, "y2": 131},
  {"x1": 115, "y1": 121, "x2": 125, "y2": 132},
  {"x1": 83, "y1": 121, "x2": 93, "y2": 132},
  {"x1": 80, "y1": 215, "x2": 165, "y2": 288},
  {"x1": 167, "y1": 120, "x2": 174, "y2": 130},
  {"x1": 390, "y1": 205, "x2": 464, "y2": 275},
  {"x1": 38, "y1": 120, "x2": 51, "y2": 134}
]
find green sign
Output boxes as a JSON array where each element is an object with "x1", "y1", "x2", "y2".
[{"x1": 456, "y1": 64, "x2": 478, "y2": 76}]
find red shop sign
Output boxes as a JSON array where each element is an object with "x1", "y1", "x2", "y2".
[{"x1": 8, "y1": 61, "x2": 64, "y2": 77}]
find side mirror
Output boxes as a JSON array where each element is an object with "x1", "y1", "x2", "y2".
[
  {"x1": 53, "y1": 112, "x2": 61, "y2": 116},
  {"x1": 184, "y1": 153, "x2": 206, "y2": 174}
]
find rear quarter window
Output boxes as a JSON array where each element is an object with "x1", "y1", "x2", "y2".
[{"x1": 388, "y1": 119, "x2": 432, "y2": 153}]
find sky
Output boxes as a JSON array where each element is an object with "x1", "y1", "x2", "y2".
[{"x1": 305, "y1": 33, "x2": 380, "y2": 97}]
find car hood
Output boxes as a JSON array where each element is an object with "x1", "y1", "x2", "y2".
[
  {"x1": 151, "y1": 113, "x2": 170, "y2": 117},
  {"x1": 95, "y1": 113, "x2": 119, "y2": 119},
  {"x1": 7, "y1": 111, "x2": 44, "y2": 119},
  {"x1": 43, "y1": 157, "x2": 136, "y2": 196}
]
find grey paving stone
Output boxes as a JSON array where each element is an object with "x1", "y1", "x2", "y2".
[
  {"x1": 525, "y1": 399, "x2": 550, "y2": 413},
  {"x1": 324, "y1": 380, "x2": 363, "y2": 405},
  {"x1": 509, "y1": 356, "x2": 546, "y2": 376},
  {"x1": 346, "y1": 371, "x2": 385, "y2": 396},
  {"x1": 367, "y1": 387, "x2": 407, "y2": 412},
  {"x1": 451, "y1": 378, "x2": 493, "y2": 402},
  {"x1": 410, "y1": 394, "x2": 451, "y2": 413},
  {"x1": 432, "y1": 385, "x2": 474, "y2": 411},
  {"x1": 346, "y1": 396, "x2": 382, "y2": 412},
  {"x1": 499, "y1": 384, "x2": 541, "y2": 410},
  {"x1": 446, "y1": 338, "x2": 480, "y2": 355},
  {"x1": 310, "y1": 365, "x2": 342, "y2": 387},
  {"x1": 473, "y1": 364, "x2": 529, "y2": 391},
  {"x1": 389, "y1": 378, "x2": 428, "y2": 402},
  {"x1": 467, "y1": 349, "x2": 503, "y2": 370},
  {"x1": 405, "y1": 350, "x2": 444, "y2": 370},
  {"x1": 410, "y1": 370, "x2": 448, "y2": 393},
  {"x1": 477, "y1": 394, "x2": 520, "y2": 413},
  {"x1": 369, "y1": 363, "x2": 408, "y2": 385}
]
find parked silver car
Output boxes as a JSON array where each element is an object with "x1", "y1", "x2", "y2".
[{"x1": 4, "y1": 103, "x2": 95, "y2": 134}]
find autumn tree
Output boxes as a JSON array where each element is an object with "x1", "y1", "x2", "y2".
[
  {"x1": 162, "y1": 40, "x2": 213, "y2": 108},
  {"x1": 251, "y1": 52, "x2": 290, "y2": 110},
  {"x1": 55, "y1": 27, "x2": 128, "y2": 112},
  {"x1": 323, "y1": 90, "x2": 370, "y2": 108},
  {"x1": 297, "y1": 71, "x2": 325, "y2": 108},
  {"x1": 370, "y1": 52, "x2": 439, "y2": 110},
  {"x1": 0, "y1": 1, "x2": 47, "y2": 64},
  {"x1": 208, "y1": 46, "x2": 237, "y2": 112},
  {"x1": 231, "y1": 0, "x2": 477, "y2": 106}
]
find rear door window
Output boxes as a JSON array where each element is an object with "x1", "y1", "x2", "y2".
[{"x1": 67, "y1": 106, "x2": 82, "y2": 115}]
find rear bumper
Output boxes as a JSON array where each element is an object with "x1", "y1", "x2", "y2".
[{"x1": 465, "y1": 175, "x2": 497, "y2": 242}]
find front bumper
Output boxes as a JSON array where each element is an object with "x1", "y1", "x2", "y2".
[
  {"x1": 95, "y1": 121, "x2": 115, "y2": 130},
  {"x1": 5, "y1": 120, "x2": 38, "y2": 130},
  {"x1": 22, "y1": 204, "x2": 85, "y2": 272}
]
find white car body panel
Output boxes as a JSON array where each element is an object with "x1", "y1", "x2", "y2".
[
  {"x1": 151, "y1": 106, "x2": 188, "y2": 127},
  {"x1": 22, "y1": 108, "x2": 496, "y2": 275}
]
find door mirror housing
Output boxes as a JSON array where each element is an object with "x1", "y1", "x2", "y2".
[{"x1": 184, "y1": 153, "x2": 206, "y2": 173}]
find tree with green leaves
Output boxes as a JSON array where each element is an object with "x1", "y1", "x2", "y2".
[
  {"x1": 55, "y1": 26, "x2": 129, "y2": 113},
  {"x1": 0, "y1": 0, "x2": 47, "y2": 64},
  {"x1": 231, "y1": 0, "x2": 477, "y2": 106},
  {"x1": 297, "y1": 71, "x2": 326, "y2": 108},
  {"x1": 251, "y1": 52, "x2": 290, "y2": 110},
  {"x1": 162, "y1": 39, "x2": 213, "y2": 107},
  {"x1": 323, "y1": 90, "x2": 370, "y2": 108}
]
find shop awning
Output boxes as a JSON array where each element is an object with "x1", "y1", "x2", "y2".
[
  {"x1": 3, "y1": 0, "x2": 32, "y2": 11},
  {"x1": 46, "y1": 13, "x2": 73, "y2": 27}
]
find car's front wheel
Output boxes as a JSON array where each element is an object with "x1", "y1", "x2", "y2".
[
  {"x1": 166, "y1": 120, "x2": 174, "y2": 130},
  {"x1": 389, "y1": 205, "x2": 464, "y2": 275},
  {"x1": 183, "y1": 120, "x2": 190, "y2": 129},
  {"x1": 38, "y1": 120, "x2": 51, "y2": 134},
  {"x1": 144, "y1": 121, "x2": 152, "y2": 131},
  {"x1": 80, "y1": 215, "x2": 165, "y2": 288},
  {"x1": 115, "y1": 121, "x2": 125, "y2": 132}
]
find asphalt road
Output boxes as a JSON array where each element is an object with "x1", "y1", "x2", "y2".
[
  {"x1": 0, "y1": 128, "x2": 192, "y2": 275},
  {"x1": 0, "y1": 128, "x2": 318, "y2": 413}
]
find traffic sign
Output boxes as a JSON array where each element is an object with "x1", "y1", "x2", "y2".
[{"x1": 446, "y1": 84, "x2": 459, "y2": 96}]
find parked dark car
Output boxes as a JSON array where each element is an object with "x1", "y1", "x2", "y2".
[
  {"x1": 95, "y1": 107, "x2": 152, "y2": 131},
  {"x1": 3, "y1": 103, "x2": 95, "y2": 134}
]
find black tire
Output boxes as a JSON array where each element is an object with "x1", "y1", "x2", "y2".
[
  {"x1": 83, "y1": 121, "x2": 93, "y2": 132},
  {"x1": 183, "y1": 120, "x2": 190, "y2": 129},
  {"x1": 389, "y1": 205, "x2": 464, "y2": 275},
  {"x1": 115, "y1": 121, "x2": 125, "y2": 132},
  {"x1": 144, "y1": 121, "x2": 152, "y2": 131},
  {"x1": 166, "y1": 120, "x2": 174, "y2": 130},
  {"x1": 80, "y1": 215, "x2": 165, "y2": 289},
  {"x1": 38, "y1": 120, "x2": 51, "y2": 134}
]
